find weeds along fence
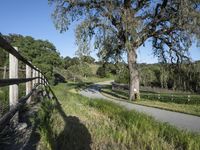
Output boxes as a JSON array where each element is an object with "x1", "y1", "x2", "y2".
[
  {"x1": 0, "y1": 35, "x2": 52, "y2": 131},
  {"x1": 112, "y1": 82, "x2": 200, "y2": 105}
]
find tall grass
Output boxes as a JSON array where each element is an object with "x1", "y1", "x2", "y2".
[
  {"x1": 0, "y1": 87, "x2": 9, "y2": 116},
  {"x1": 36, "y1": 83, "x2": 200, "y2": 150},
  {"x1": 101, "y1": 86, "x2": 200, "y2": 116}
]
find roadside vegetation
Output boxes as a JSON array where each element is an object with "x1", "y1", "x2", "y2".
[
  {"x1": 35, "y1": 83, "x2": 200, "y2": 150},
  {"x1": 100, "y1": 85, "x2": 200, "y2": 116},
  {"x1": 0, "y1": 34, "x2": 114, "y2": 116},
  {"x1": 115, "y1": 62, "x2": 200, "y2": 93}
]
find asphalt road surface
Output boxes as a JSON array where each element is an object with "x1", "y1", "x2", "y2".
[{"x1": 80, "y1": 81, "x2": 200, "y2": 133}]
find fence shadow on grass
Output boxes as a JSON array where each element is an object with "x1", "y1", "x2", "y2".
[
  {"x1": 0, "y1": 90, "x2": 42, "y2": 150},
  {"x1": 56, "y1": 115, "x2": 92, "y2": 150},
  {"x1": 47, "y1": 86, "x2": 92, "y2": 150}
]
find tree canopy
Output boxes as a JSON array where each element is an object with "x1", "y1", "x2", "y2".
[{"x1": 0, "y1": 34, "x2": 63, "y2": 81}]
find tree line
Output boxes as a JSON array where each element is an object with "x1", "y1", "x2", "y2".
[
  {"x1": 0, "y1": 34, "x2": 102, "y2": 83},
  {"x1": 0, "y1": 34, "x2": 62, "y2": 82},
  {"x1": 1, "y1": 34, "x2": 199, "y2": 93},
  {"x1": 115, "y1": 62, "x2": 200, "y2": 93}
]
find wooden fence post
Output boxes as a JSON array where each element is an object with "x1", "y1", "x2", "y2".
[
  {"x1": 26, "y1": 64, "x2": 32, "y2": 103},
  {"x1": 32, "y1": 69, "x2": 36, "y2": 88},
  {"x1": 9, "y1": 46, "x2": 19, "y2": 123},
  {"x1": 39, "y1": 72, "x2": 42, "y2": 84},
  {"x1": 41, "y1": 74, "x2": 44, "y2": 85},
  {"x1": 38, "y1": 70, "x2": 41, "y2": 84},
  {"x1": 188, "y1": 95, "x2": 190, "y2": 102},
  {"x1": 35, "y1": 69, "x2": 39, "y2": 85},
  {"x1": 44, "y1": 78, "x2": 47, "y2": 86},
  {"x1": 3, "y1": 66, "x2": 7, "y2": 79}
]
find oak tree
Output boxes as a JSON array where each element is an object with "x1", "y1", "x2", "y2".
[{"x1": 50, "y1": 0, "x2": 200, "y2": 100}]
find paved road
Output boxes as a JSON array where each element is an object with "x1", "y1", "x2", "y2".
[{"x1": 80, "y1": 82, "x2": 200, "y2": 133}]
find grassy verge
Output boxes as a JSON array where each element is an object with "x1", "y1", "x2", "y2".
[
  {"x1": 82, "y1": 76, "x2": 114, "y2": 83},
  {"x1": 36, "y1": 83, "x2": 200, "y2": 150},
  {"x1": 101, "y1": 87, "x2": 200, "y2": 117},
  {"x1": 0, "y1": 87, "x2": 9, "y2": 116}
]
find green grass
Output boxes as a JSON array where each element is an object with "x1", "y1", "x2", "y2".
[
  {"x1": 101, "y1": 87, "x2": 200, "y2": 117},
  {"x1": 106, "y1": 86, "x2": 200, "y2": 105},
  {"x1": 0, "y1": 90, "x2": 5, "y2": 100},
  {"x1": 36, "y1": 83, "x2": 200, "y2": 150},
  {"x1": 0, "y1": 87, "x2": 9, "y2": 116},
  {"x1": 134, "y1": 100, "x2": 200, "y2": 116},
  {"x1": 141, "y1": 93, "x2": 200, "y2": 105},
  {"x1": 0, "y1": 84, "x2": 27, "y2": 117},
  {"x1": 82, "y1": 76, "x2": 114, "y2": 83}
]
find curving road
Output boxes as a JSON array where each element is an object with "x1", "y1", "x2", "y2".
[{"x1": 80, "y1": 81, "x2": 200, "y2": 133}]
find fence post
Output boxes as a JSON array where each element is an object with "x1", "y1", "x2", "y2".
[
  {"x1": 187, "y1": 95, "x2": 190, "y2": 102},
  {"x1": 3, "y1": 66, "x2": 7, "y2": 79},
  {"x1": 44, "y1": 78, "x2": 47, "y2": 86},
  {"x1": 41, "y1": 74, "x2": 44, "y2": 86},
  {"x1": 39, "y1": 72, "x2": 41, "y2": 84},
  {"x1": 171, "y1": 94, "x2": 174, "y2": 101},
  {"x1": 26, "y1": 64, "x2": 32, "y2": 103},
  {"x1": 32, "y1": 69, "x2": 36, "y2": 88},
  {"x1": 9, "y1": 46, "x2": 19, "y2": 123},
  {"x1": 158, "y1": 94, "x2": 160, "y2": 100},
  {"x1": 35, "y1": 69, "x2": 39, "y2": 85}
]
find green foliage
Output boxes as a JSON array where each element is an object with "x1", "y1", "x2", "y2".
[
  {"x1": 115, "y1": 64, "x2": 130, "y2": 84},
  {"x1": 96, "y1": 66, "x2": 107, "y2": 78},
  {"x1": 140, "y1": 67, "x2": 157, "y2": 86},
  {"x1": 80, "y1": 55, "x2": 95, "y2": 64},
  {"x1": 0, "y1": 87, "x2": 9, "y2": 116},
  {"x1": 0, "y1": 48, "x2": 8, "y2": 67},
  {"x1": 96, "y1": 63, "x2": 117, "y2": 78},
  {"x1": 63, "y1": 61, "x2": 94, "y2": 82},
  {"x1": 67, "y1": 62, "x2": 92, "y2": 77},
  {"x1": 50, "y1": 0, "x2": 200, "y2": 61},
  {"x1": 36, "y1": 99, "x2": 57, "y2": 149},
  {"x1": 64, "y1": 55, "x2": 95, "y2": 69},
  {"x1": 1, "y1": 34, "x2": 63, "y2": 82},
  {"x1": 114, "y1": 61, "x2": 200, "y2": 93},
  {"x1": 139, "y1": 64, "x2": 161, "y2": 87}
]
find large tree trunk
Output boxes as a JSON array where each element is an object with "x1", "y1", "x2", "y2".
[{"x1": 128, "y1": 49, "x2": 140, "y2": 101}]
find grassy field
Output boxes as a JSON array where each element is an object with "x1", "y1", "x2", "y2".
[
  {"x1": 100, "y1": 86, "x2": 200, "y2": 117},
  {"x1": 82, "y1": 76, "x2": 114, "y2": 83},
  {"x1": 0, "y1": 87, "x2": 9, "y2": 116},
  {"x1": 35, "y1": 83, "x2": 200, "y2": 150},
  {"x1": 0, "y1": 85, "x2": 26, "y2": 116}
]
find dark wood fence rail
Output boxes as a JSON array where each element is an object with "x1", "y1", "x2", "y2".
[{"x1": 0, "y1": 35, "x2": 49, "y2": 130}]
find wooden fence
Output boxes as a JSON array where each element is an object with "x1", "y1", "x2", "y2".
[
  {"x1": 111, "y1": 82, "x2": 199, "y2": 104},
  {"x1": 0, "y1": 35, "x2": 49, "y2": 130}
]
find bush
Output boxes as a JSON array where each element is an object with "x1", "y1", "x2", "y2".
[
  {"x1": 96, "y1": 66, "x2": 107, "y2": 77},
  {"x1": 115, "y1": 66, "x2": 129, "y2": 84}
]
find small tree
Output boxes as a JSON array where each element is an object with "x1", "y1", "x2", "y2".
[{"x1": 50, "y1": 0, "x2": 200, "y2": 100}]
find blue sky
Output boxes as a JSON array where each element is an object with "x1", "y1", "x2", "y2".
[{"x1": 0, "y1": 0, "x2": 199, "y2": 63}]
